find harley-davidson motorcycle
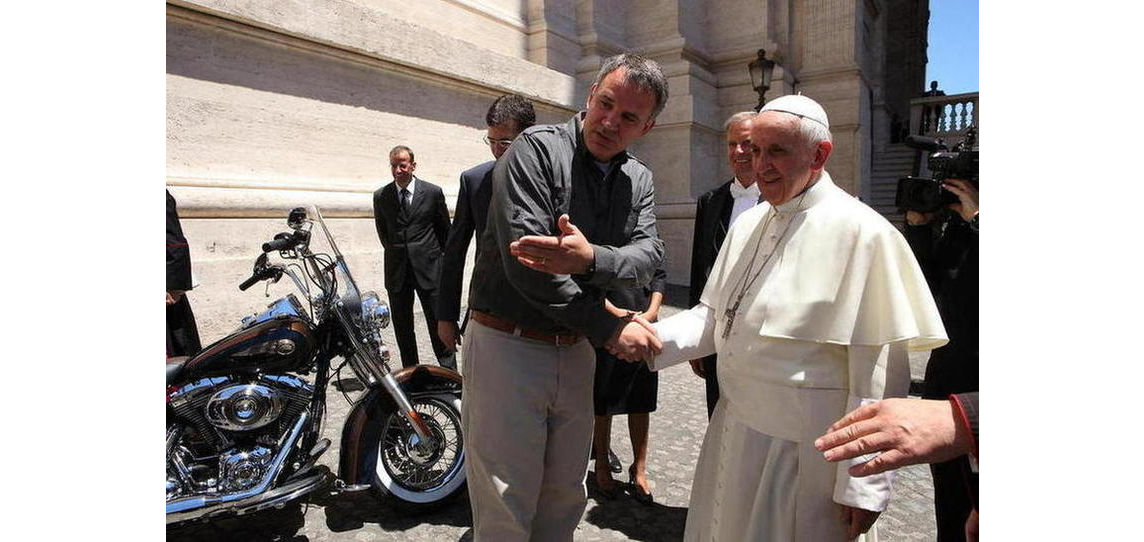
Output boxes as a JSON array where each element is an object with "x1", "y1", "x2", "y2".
[{"x1": 166, "y1": 206, "x2": 465, "y2": 525}]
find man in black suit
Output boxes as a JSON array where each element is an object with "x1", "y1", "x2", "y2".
[
  {"x1": 687, "y1": 111, "x2": 761, "y2": 418},
  {"x1": 436, "y1": 94, "x2": 535, "y2": 353},
  {"x1": 373, "y1": 145, "x2": 454, "y2": 369}
]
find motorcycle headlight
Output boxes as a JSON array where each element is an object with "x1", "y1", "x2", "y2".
[{"x1": 360, "y1": 291, "x2": 391, "y2": 330}]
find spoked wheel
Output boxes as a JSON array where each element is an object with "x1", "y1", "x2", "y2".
[{"x1": 368, "y1": 393, "x2": 466, "y2": 508}]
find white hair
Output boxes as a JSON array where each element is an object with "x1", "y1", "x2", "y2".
[
  {"x1": 796, "y1": 116, "x2": 832, "y2": 152},
  {"x1": 722, "y1": 111, "x2": 756, "y2": 133}
]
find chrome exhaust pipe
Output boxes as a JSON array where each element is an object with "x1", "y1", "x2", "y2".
[{"x1": 166, "y1": 410, "x2": 309, "y2": 524}]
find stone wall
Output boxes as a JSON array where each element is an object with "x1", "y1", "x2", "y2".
[
  {"x1": 167, "y1": 0, "x2": 928, "y2": 342},
  {"x1": 167, "y1": 0, "x2": 576, "y2": 340}
]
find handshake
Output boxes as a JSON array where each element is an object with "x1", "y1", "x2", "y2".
[
  {"x1": 603, "y1": 311, "x2": 662, "y2": 363},
  {"x1": 509, "y1": 214, "x2": 663, "y2": 364}
]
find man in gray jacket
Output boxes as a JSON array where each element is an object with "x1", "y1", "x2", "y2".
[{"x1": 462, "y1": 54, "x2": 667, "y2": 541}]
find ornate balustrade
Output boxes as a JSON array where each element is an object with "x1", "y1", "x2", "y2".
[{"x1": 909, "y1": 92, "x2": 979, "y2": 141}]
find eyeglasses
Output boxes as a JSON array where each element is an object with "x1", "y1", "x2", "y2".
[{"x1": 483, "y1": 135, "x2": 516, "y2": 148}]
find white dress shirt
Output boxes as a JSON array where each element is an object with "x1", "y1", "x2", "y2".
[
  {"x1": 397, "y1": 177, "x2": 417, "y2": 206},
  {"x1": 727, "y1": 177, "x2": 761, "y2": 228}
]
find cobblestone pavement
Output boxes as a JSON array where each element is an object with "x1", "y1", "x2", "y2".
[{"x1": 169, "y1": 286, "x2": 936, "y2": 541}]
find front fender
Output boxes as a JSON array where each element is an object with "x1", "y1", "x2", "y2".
[{"x1": 337, "y1": 365, "x2": 462, "y2": 486}]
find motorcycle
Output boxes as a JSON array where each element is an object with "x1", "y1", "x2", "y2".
[{"x1": 166, "y1": 206, "x2": 465, "y2": 526}]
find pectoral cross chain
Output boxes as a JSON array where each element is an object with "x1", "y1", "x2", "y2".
[
  {"x1": 722, "y1": 300, "x2": 741, "y2": 339},
  {"x1": 717, "y1": 192, "x2": 810, "y2": 343}
]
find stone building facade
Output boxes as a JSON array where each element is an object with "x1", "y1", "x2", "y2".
[{"x1": 167, "y1": 0, "x2": 929, "y2": 340}]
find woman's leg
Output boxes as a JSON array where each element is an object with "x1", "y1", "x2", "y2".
[
  {"x1": 628, "y1": 412, "x2": 651, "y2": 495},
  {"x1": 593, "y1": 414, "x2": 617, "y2": 491}
]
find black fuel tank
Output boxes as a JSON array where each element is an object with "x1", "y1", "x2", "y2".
[{"x1": 179, "y1": 315, "x2": 316, "y2": 379}]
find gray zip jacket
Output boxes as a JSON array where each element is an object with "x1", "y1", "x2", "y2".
[{"x1": 468, "y1": 112, "x2": 664, "y2": 346}]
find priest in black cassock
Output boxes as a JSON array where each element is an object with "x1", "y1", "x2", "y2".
[{"x1": 167, "y1": 190, "x2": 201, "y2": 357}]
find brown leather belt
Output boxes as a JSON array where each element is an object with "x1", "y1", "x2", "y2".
[{"x1": 470, "y1": 311, "x2": 584, "y2": 347}]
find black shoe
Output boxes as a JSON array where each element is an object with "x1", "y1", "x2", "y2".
[{"x1": 607, "y1": 448, "x2": 622, "y2": 474}]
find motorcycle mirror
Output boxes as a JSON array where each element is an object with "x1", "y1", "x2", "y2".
[{"x1": 287, "y1": 207, "x2": 308, "y2": 230}]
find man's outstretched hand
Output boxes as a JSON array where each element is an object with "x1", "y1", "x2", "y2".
[{"x1": 510, "y1": 214, "x2": 595, "y2": 275}]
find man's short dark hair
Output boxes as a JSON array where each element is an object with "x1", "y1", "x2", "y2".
[
  {"x1": 592, "y1": 53, "x2": 670, "y2": 119},
  {"x1": 486, "y1": 94, "x2": 536, "y2": 132},
  {"x1": 389, "y1": 145, "x2": 414, "y2": 163}
]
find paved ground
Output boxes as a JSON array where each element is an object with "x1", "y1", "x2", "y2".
[{"x1": 169, "y1": 285, "x2": 936, "y2": 541}]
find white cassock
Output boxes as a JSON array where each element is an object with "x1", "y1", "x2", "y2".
[{"x1": 652, "y1": 172, "x2": 947, "y2": 541}]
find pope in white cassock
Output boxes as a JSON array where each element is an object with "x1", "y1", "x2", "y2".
[{"x1": 648, "y1": 95, "x2": 948, "y2": 541}]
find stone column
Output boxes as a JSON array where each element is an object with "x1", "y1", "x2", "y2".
[
  {"x1": 617, "y1": 0, "x2": 723, "y2": 285},
  {"x1": 526, "y1": 0, "x2": 581, "y2": 75},
  {"x1": 791, "y1": 0, "x2": 870, "y2": 196}
]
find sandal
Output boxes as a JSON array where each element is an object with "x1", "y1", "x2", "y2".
[{"x1": 627, "y1": 464, "x2": 654, "y2": 504}]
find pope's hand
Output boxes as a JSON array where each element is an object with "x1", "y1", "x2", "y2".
[
  {"x1": 509, "y1": 214, "x2": 595, "y2": 275},
  {"x1": 840, "y1": 505, "x2": 880, "y2": 540},
  {"x1": 604, "y1": 315, "x2": 661, "y2": 363}
]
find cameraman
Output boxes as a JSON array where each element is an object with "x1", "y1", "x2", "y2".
[{"x1": 904, "y1": 177, "x2": 978, "y2": 542}]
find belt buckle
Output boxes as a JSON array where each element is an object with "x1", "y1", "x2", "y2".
[{"x1": 555, "y1": 334, "x2": 575, "y2": 347}]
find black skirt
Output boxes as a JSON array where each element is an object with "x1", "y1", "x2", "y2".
[{"x1": 593, "y1": 348, "x2": 658, "y2": 415}]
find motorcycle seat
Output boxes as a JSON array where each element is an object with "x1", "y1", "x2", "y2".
[{"x1": 166, "y1": 356, "x2": 189, "y2": 385}]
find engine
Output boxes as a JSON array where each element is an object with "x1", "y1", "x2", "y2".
[{"x1": 167, "y1": 374, "x2": 313, "y2": 499}]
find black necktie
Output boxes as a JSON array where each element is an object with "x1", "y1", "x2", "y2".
[{"x1": 400, "y1": 188, "x2": 411, "y2": 214}]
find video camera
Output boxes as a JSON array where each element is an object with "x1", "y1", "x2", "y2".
[{"x1": 895, "y1": 126, "x2": 978, "y2": 213}]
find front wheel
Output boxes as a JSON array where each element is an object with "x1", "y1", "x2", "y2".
[{"x1": 367, "y1": 393, "x2": 466, "y2": 509}]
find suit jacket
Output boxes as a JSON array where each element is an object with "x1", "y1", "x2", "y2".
[
  {"x1": 373, "y1": 177, "x2": 451, "y2": 292},
  {"x1": 436, "y1": 160, "x2": 495, "y2": 323},
  {"x1": 688, "y1": 180, "x2": 735, "y2": 307}
]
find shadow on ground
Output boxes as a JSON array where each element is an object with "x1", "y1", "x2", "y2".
[
  {"x1": 167, "y1": 502, "x2": 309, "y2": 541},
  {"x1": 316, "y1": 488, "x2": 472, "y2": 533},
  {"x1": 583, "y1": 468, "x2": 688, "y2": 541},
  {"x1": 167, "y1": 487, "x2": 473, "y2": 541}
]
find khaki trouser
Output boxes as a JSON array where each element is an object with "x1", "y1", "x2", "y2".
[{"x1": 461, "y1": 320, "x2": 596, "y2": 542}]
